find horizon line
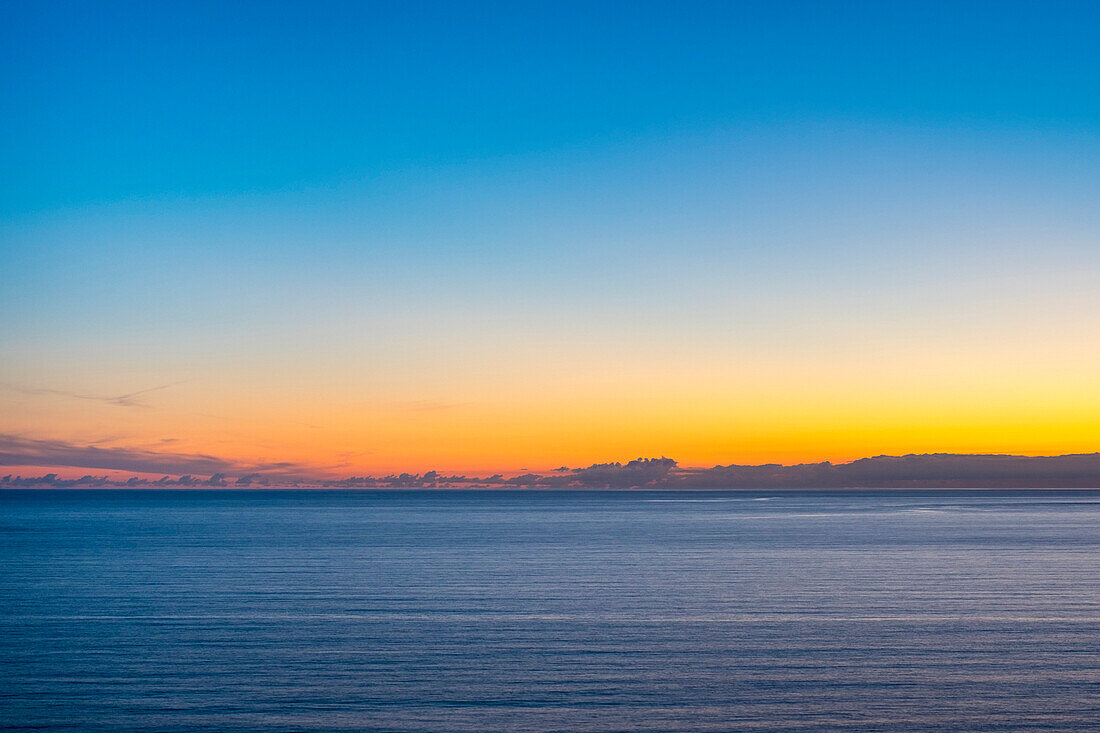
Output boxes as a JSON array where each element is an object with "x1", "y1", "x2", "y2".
[{"x1": 5, "y1": 451, "x2": 1100, "y2": 489}]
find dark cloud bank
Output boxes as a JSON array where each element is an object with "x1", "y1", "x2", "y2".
[
  {"x1": 0, "y1": 434, "x2": 306, "y2": 485},
  {"x1": 2, "y1": 434, "x2": 1100, "y2": 488},
  {"x1": 321, "y1": 455, "x2": 1100, "y2": 489}
]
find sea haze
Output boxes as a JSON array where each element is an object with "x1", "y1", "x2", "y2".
[{"x1": 2, "y1": 489, "x2": 1098, "y2": 732}]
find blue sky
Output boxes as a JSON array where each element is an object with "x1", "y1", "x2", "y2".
[{"x1": 4, "y1": 1, "x2": 1099, "y2": 210}]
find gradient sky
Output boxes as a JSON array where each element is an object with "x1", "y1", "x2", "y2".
[{"x1": 2, "y1": 1, "x2": 1099, "y2": 478}]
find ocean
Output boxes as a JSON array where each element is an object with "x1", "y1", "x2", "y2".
[{"x1": 2, "y1": 489, "x2": 1098, "y2": 731}]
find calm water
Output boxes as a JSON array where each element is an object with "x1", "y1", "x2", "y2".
[{"x1": 1, "y1": 489, "x2": 1098, "y2": 732}]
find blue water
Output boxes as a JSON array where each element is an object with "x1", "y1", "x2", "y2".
[{"x1": 2, "y1": 489, "x2": 1098, "y2": 731}]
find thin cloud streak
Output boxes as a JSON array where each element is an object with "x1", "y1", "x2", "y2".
[
  {"x1": 0, "y1": 433, "x2": 308, "y2": 478},
  {"x1": 355, "y1": 399, "x2": 470, "y2": 413},
  {"x1": 3, "y1": 381, "x2": 190, "y2": 408}
]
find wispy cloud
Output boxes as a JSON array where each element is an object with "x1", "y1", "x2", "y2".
[
  {"x1": 0, "y1": 433, "x2": 309, "y2": 478},
  {"x1": 2, "y1": 381, "x2": 190, "y2": 408},
  {"x1": 366, "y1": 399, "x2": 469, "y2": 413}
]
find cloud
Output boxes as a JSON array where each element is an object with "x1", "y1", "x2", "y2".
[
  {"x1": 0, "y1": 433, "x2": 236, "y2": 475},
  {"x1": 679, "y1": 453, "x2": 1100, "y2": 488},
  {"x1": 2, "y1": 381, "x2": 189, "y2": 408},
  {"x1": 0, "y1": 433, "x2": 309, "y2": 478},
  {"x1": 317, "y1": 454, "x2": 1100, "y2": 489},
  {"x1": 4, "y1": 445, "x2": 1100, "y2": 489},
  {"x1": 364, "y1": 399, "x2": 469, "y2": 413},
  {"x1": 571, "y1": 457, "x2": 678, "y2": 487}
]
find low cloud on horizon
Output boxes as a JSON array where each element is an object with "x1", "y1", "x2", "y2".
[{"x1": 2, "y1": 435, "x2": 1100, "y2": 489}]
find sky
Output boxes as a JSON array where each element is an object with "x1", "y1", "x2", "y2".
[{"x1": 2, "y1": 1, "x2": 1099, "y2": 478}]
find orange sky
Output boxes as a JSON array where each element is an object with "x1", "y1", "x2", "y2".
[{"x1": 3, "y1": 326, "x2": 1098, "y2": 478}]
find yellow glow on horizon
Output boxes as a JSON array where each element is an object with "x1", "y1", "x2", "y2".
[{"x1": 3, "y1": 326, "x2": 1097, "y2": 477}]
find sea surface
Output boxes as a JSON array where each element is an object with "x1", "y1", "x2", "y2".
[{"x1": 1, "y1": 489, "x2": 1098, "y2": 732}]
